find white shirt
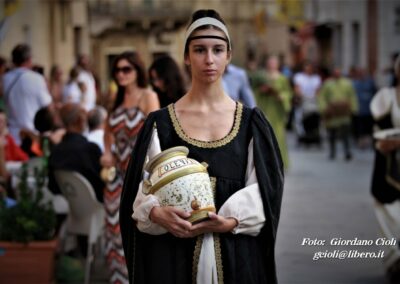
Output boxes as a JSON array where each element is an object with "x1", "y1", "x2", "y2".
[
  {"x1": 78, "y1": 70, "x2": 96, "y2": 111},
  {"x1": 62, "y1": 81, "x2": 82, "y2": 104},
  {"x1": 3, "y1": 67, "x2": 52, "y2": 145},
  {"x1": 294, "y1": 72, "x2": 321, "y2": 99},
  {"x1": 370, "y1": 87, "x2": 400, "y2": 127},
  {"x1": 86, "y1": 129, "x2": 105, "y2": 153},
  {"x1": 294, "y1": 72, "x2": 321, "y2": 114}
]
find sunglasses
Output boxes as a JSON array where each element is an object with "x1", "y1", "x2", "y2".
[{"x1": 115, "y1": 66, "x2": 134, "y2": 74}]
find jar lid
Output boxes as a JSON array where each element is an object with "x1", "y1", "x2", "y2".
[{"x1": 144, "y1": 146, "x2": 189, "y2": 173}]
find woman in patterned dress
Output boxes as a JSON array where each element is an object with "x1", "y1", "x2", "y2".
[{"x1": 101, "y1": 51, "x2": 159, "y2": 283}]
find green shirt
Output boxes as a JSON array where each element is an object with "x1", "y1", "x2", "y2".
[{"x1": 318, "y1": 78, "x2": 358, "y2": 128}]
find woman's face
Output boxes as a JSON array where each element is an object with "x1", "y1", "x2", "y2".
[
  {"x1": 185, "y1": 28, "x2": 231, "y2": 84},
  {"x1": 267, "y1": 57, "x2": 279, "y2": 72},
  {"x1": 150, "y1": 69, "x2": 165, "y2": 92},
  {"x1": 115, "y1": 59, "x2": 137, "y2": 87}
]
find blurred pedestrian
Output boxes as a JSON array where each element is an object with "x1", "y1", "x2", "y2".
[
  {"x1": 149, "y1": 55, "x2": 186, "y2": 108},
  {"x1": 318, "y1": 67, "x2": 358, "y2": 160},
  {"x1": 222, "y1": 63, "x2": 256, "y2": 107},
  {"x1": 251, "y1": 55, "x2": 292, "y2": 168},
  {"x1": 47, "y1": 103, "x2": 104, "y2": 258},
  {"x1": 349, "y1": 67, "x2": 376, "y2": 148},
  {"x1": 293, "y1": 61, "x2": 322, "y2": 146},
  {"x1": 87, "y1": 106, "x2": 107, "y2": 152},
  {"x1": 2, "y1": 44, "x2": 52, "y2": 146},
  {"x1": 48, "y1": 103, "x2": 104, "y2": 203},
  {"x1": 76, "y1": 54, "x2": 97, "y2": 111},
  {"x1": 49, "y1": 64, "x2": 64, "y2": 108},
  {"x1": 34, "y1": 105, "x2": 66, "y2": 149},
  {"x1": 100, "y1": 51, "x2": 159, "y2": 283},
  {"x1": 63, "y1": 67, "x2": 85, "y2": 105}
]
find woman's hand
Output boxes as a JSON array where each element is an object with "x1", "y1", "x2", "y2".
[
  {"x1": 189, "y1": 212, "x2": 238, "y2": 237},
  {"x1": 259, "y1": 84, "x2": 271, "y2": 94},
  {"x1": 376, "y1": 139, "x2": 400, "y2": 155},
  {"x1": 150, "y1": 206, "x2": 192, "y2": 238}
]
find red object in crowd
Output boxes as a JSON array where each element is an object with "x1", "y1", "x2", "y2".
[{"x1": 4, "y1": 134, "x2": 29, "y2": 161}]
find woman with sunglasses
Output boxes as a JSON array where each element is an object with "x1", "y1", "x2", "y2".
[
  {"x1": 101, "y1": 51, "x2": 159, "y2": 284},
  {"x1": 120, "y1": 10, "x2": 283, "y2": 284}
]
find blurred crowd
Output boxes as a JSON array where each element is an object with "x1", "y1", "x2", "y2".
[{"x1": 0, "y1": 41, "x2": 399, "y2": 283}]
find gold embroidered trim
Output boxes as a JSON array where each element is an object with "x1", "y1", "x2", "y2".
[
  {"x1": 192, "y1": 177, "x2": 222, "y2": 283},
  {"x1": 168, "y1": 103, "x2": 243, "y2": 148},
  {"x1": 211, "y1": 177, "x2": 224, "y2": 283},
  {"x1": 210, "y1": 176, "x2": 217, "y2": 200},
  {"x1": 214, "y1": 233, "x2": 224, "y2": 284},
  {"x1": 192, "y1": 235, "x2": 204, "y2": 284}
]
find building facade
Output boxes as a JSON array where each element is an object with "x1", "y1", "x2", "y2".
[
  {"x1": 303, "y1": 0, "x2": 400, "y2": 86},
  {"x1": 0, "y1": 0, "x2": 91, "y2": 78}
]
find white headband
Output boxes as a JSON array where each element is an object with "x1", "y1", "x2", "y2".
[{"x1": 184, "y1": 17, "x2": 231, "y2": 50}]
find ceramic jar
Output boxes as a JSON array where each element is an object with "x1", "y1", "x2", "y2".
[{"x1": 142, "y1": 146, "x2": 215, "y2": 223}]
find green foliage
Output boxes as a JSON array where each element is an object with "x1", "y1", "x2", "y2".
[{"x1": 0, "y1": 161, "x2": 56, "y2": 243}]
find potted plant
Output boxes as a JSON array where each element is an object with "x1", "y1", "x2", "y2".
[{"x1": 0, "y1": 161, "x2": 57, "y2": 283}]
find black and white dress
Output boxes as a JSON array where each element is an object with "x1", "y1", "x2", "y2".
[{"x1": 120, "y1": 103, "x2": 284, "y2": 284}]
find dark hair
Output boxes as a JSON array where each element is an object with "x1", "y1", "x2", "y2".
[
  {"x1": 50, "y1": 65, "x2": 61, "y2": 81},
  {"x1": 34, "y1": 106, "x2": 56, "y2": 133},
  {"x1": 112, "y1": 51, "x2": 148, "y2": 110},
  {"x1": 149, "y1": 56, "x2": 186, "y2": 107},
  {"x1": 32, "y1": 65, "x2": 45, "y2": 76},
  {"x1": 68, "y1": 67, "x2": 80, "y2": 82},
  {"x1": 184, "y1": 10, "x2": 227, "y2": 55},
  {"x1": 0, "y1": 56, "x2": 6, "y2": 67},
  {"x1": 12, "y1": 44, "x2": 31, "y2": 66}
]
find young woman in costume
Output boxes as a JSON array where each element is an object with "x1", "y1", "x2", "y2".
[{"x1": 120, "y1": 10, "x2": 284, "y2": 284}]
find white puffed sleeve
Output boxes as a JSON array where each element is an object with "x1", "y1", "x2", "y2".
[
  {"x1": 218, "y1": 138, "x2": 266, "y2": 236},
  {"x1": 131, "y1": 127, "x2": 167, "y2": 235},
  {"x1": 370, "y1": 87, "x2": 394, "y2": 120}
]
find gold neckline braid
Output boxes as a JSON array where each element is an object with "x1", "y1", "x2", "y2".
[{"x1": 168, "y1": 102, "x2": 243, "y2": 148}]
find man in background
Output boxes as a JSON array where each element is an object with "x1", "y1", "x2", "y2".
[
  {"x1": 48, "y1": 103, "x2": 104, "y2": 203},
  {"x1": 2, "y1": 44, "x2": 52, "y2": 145},
  {"x1": 87, "y1": 106, "x2": 107, "y2": 153},
  {"x1": 76, "y1": 54, "x2": 97, "y2": 111},
  {"x1": 318, "y1": 67, "x2": 358, "y2": 161},
  {"x1": 222, "y1": 63, "x2": 256, "y2": 108}
]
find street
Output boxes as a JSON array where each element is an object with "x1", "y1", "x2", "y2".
[{"x1": 276, "y1": 133, "x2": 388, "y2": 284}]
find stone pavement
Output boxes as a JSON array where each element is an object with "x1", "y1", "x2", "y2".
[{"x1": 276, "y1": 133, "x2": 390, "y2": 284}]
